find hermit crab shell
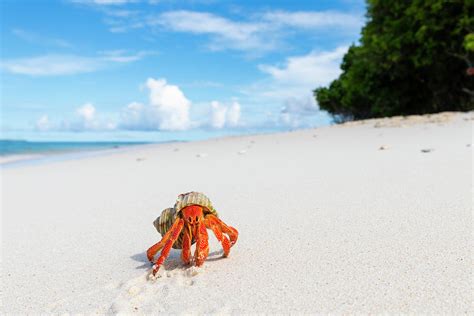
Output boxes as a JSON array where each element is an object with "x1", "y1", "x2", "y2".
[{"x1": 153, "y1": 192, "x2": 219, "y2": 249}]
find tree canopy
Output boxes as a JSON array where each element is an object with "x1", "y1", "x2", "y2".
[{"x1": 314, "y1": 0, "x2": 474, "y2": 121}]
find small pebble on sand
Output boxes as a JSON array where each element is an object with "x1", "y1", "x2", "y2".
[{"x1": 421, "y1": 148, "x2": 434, "y2": 153}]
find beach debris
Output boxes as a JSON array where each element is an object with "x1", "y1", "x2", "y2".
[
  {"x1": 136, "y1": 157, "x2": 145, "y2": 162},
  {"x1": 147, "y1": 192, "x2": 239, "y2": 276},
  {"x1": 173, "y1": 148, "x2": 180, "y2": 152},
  {"x1": 196, "y1": 153, "x2": 208, "y2": 158},
  {"x1": 378, "y1": 145, "x2": 389, "y2": 150},
  {"x1": 421, "y1": 148, "x2": 434, "y2": 153}
]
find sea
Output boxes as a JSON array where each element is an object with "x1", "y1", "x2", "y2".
[{"x1": 0, "y1": 140, "x2": 153, "y2": 167}]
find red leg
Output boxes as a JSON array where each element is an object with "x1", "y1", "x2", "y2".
[
  {"x1": 152, "y1": 219, "x2": 184, "y2": 275},
  {"x1": 205, "y1": 217, "x2": 231, "y2": 257},
  {"x1": 207, "y1": 214, "x2": 238, "y2": 246},
  {"x1": 147, "y1": 217, "x2": 182, "y2": 262},
  {"x1": 194, "y1": 221, "x2": 209, "y2": 266},
  {"x1": 181, "y1": 226, "x2": 192, "y2": 265}
]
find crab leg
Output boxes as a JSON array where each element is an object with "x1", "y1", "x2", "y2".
[
  {"x1": 146, "y1": 217, "x2": 182, "y2": 262},
  {"x1": 194, "y1": 221, "x2": 209, "y2": 266},
  {"x1": 206, "y1": 214, "x2": 239, "y2": 246},
  {"x1": 204, "y1": 217, "x2": 231, "y2": 257},
  {"x1": 152, "y1": 219, "x2": 184, "y2": 275},
  {"x1": 181, "y1": 225, "x2": 192, "y2": 265}
]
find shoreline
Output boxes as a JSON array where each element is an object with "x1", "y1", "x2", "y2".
[
  {"x1": 2, "y1": 111, "x2": 470, "y2": 168},
  {"x1": 0, "y1": 142, "x2": 164, "y2": 168}
]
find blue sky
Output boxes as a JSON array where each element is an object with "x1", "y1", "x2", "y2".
[{"x1": 1, "y1": 0, "x2": 365, "y2": 141}]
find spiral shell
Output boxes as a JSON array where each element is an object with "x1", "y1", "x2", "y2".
[{"x1": 153, "y1": 192, "x2": 219, "y2": 249}]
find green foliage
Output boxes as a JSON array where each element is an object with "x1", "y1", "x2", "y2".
[
  {"x1": 315, "y1": 0, "x2": 474, "y2": 121},
  {"x1": 465, "y1": 33, "x2": 474, "y2": 51}
]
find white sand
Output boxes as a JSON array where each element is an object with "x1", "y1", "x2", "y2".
[{"x1": 1, "y1": 112, "x2": 472, "y2": 313}]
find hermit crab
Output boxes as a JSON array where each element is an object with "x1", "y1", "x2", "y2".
[{"x1": 147, "y1": 192, "x2": 239, "y2": 275}]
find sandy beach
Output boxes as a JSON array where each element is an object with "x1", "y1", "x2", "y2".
[{"x1": 1, "y1": 112, "x2": 472, "y2": 313}]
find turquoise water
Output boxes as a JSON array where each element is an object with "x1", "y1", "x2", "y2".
[{"x1": 0, "y1": 140, "x2": 151, "y2": 156}]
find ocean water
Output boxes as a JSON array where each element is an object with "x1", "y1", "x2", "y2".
[
  {"x1": 0, "y1": 140, "x2": 151, "y2": 156},
  {"x1": 0, "y1": 140, "x2": 156, "y2": 167}
]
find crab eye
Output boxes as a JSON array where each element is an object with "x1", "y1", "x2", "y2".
[
  {"x1": 195, "y1": 216, "x2": 199, "y2": 222},
  {"x1": 188, "y1": 217, "x2": 192, "y2": 222}
]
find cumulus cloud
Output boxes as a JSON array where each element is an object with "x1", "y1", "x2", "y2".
[
  {"x1": 210, "y1": 101, "x2": 241, "y2": 129},
  {"x1": 120, "y1": 88, "x2": 240, "y2": 131},
  {"x1": 227, "y1": 102, "x2": 241, "y2": 127},
  {"x1": 146, "y1": 78, "x2": 191, "y2": 130},
  {"x1": 210, "y1": 101, "x2": 227, "y2": 129},
  {"x1": 34, "y1": 78, "x2": 244, "y2": 132},
  {"x1": 1, "y1": 51, "x2": 150, "y2": 76},
  {"x1": 36, "y1": 103, "x2": 116, "y2": 132},
  {"x1": 61, "y1": 103, "x2": 105, "y2": 131},
  {"x1": 76, "y1": 103, "x2": 97, "y2": 129},
  {"x1": 35, "y1": 115, "x2": 51, "y2": 131},
  {"x1": 279, "y1": 97, "x2": 320, "y2": 128},
  {"x1": 119, "y1": 78, "x2": 191, "y2": 131},
  {"x1": 119, "y1": 102, "x2": 156, "y2": 130}
]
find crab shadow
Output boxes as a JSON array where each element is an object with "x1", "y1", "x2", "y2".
[{"x1": 131, "y1": 249, "x2": 226, "y2": 270}]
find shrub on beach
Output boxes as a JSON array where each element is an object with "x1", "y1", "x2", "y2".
[{"x1": 314, "y1": 0, "x2": 474, "y2": 122}]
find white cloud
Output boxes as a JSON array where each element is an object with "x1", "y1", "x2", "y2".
[
  {"x1": 36, "y1": 103, "x2": 115, "y2": 132},
  {"x1": 35, "y1": 115, "x2": 51, "y2": 131},
  {"x1": 68, "y1": 103, "x2": 102, "y2": 131},
  {"x1": 103, "y1": 9, "x2": 363, "y2": 54},
  {"x1": 227, "y1": 101, "x2": 241, "y2": 127},
  {"x1": 77, "y1": 103, "x2": 96, "y2": 123},
  {"x1": 210, "y1": 101, "x2": 241, "y2": 128},
  {"x1": 12, "y1": 29, "x2": 72, "y2": 48},
  {"x1": 119, "y1": 78, "x2": 191, "y2": 131},
  {"x1": 70, "y1": 0, "x2": 136, "y2": 5},
  {"x1": 244, "y1": 46, "x2": 347, "y2": 102},
  {"x1": 1, "y1": 51, "x2": 149, "y2": 76},
  {"x1": 99, "y1": 50, "x2": 152, "y2": 62},
  {"x1": 119, "y1": 101, "x2": 158, "y2": 130},
  {"x1": 210, "y1": 101, "x2": 227, "y2": 129},
  {"x1": 2, "y1": 55, "x2": 100, "y2": 76},
  {"x1": 34, "y1": 77, "x2": 244, "y2": 132},
  {"x1": 279, "y1": 96, "x2": 319, "y2": 128},
  {"x1": 241, "y1": 46, "x2": 348, "y2": 127},
  {"x1": 262, "y1": 10, "x2": 363, "y2": 30},
  {"x1": 146, "y1": 78, "x2": 191, "y2": 130},
  {"x1": 94, "y1": 0, "x2": 132, "y2": 4},
  {"x1": 150, "y1": 11, "x2": 276, "y2": 53},
  {"x1": 258, "y1": 46, "x2": 348, "y2": 89}
]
